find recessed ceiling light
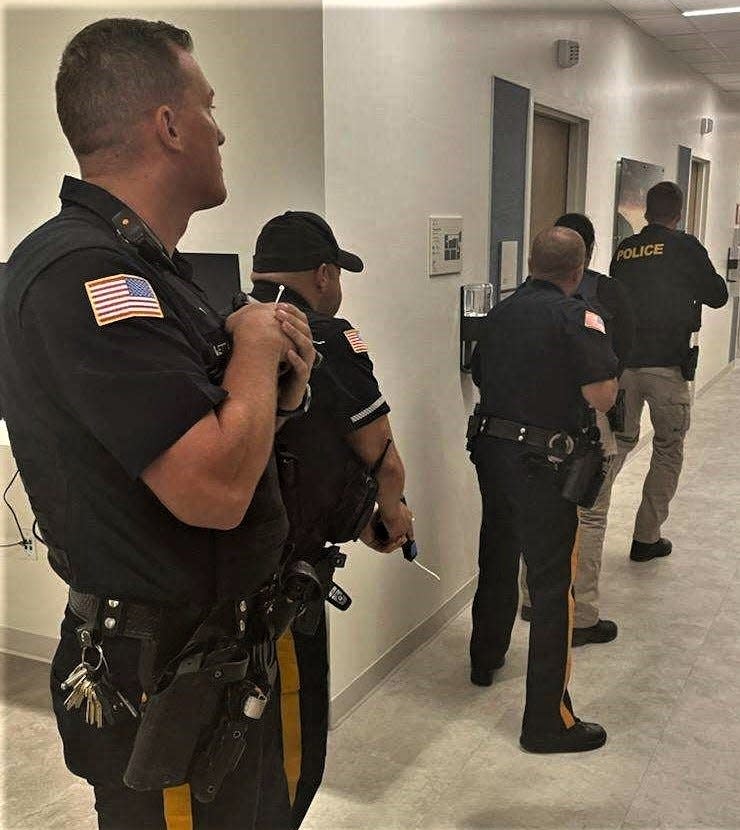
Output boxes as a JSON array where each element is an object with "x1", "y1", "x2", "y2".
[{"x1": 683, "y1": 6, "x2": 740, "y2": 16}]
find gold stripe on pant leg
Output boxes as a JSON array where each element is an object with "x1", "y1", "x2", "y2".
[
  {"x1": 278, "y1": 629, "x2": 302, "y2": 805},
  {"x1": 163, "y1": 784, "x2": 194, "y2": 830},
  {"x1": 559, "y1": 528, "x2": 579, "y2": 729}
]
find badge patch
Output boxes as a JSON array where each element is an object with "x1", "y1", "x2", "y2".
[
  {"x1": 343, "y1": 329, "x2": 368, "y2": 353},
  {"x1": 584, "y1": 310, "x2": 605, "y2": 334},
  {"x1": 85, "y1": 275, "x2": 164, "y2": 327}
]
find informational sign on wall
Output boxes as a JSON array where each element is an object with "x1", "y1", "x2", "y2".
[{"x1": 429, "y1": 216, "x2": 463, "y2": 277}]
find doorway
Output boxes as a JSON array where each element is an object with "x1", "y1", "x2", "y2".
[
  {"x1": 686, "y1": 157, "x2": 710, "y2": 242},
  {"x1": 528, "y1": 107, "x2": 589, "y2": 247}
]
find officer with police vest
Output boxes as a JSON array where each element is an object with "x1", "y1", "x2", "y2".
[
  {"x1": 0, "y1": 19, "x2": 315, "y2": 829},
  {"x1": 610, "y1": 182, "x2": 728, "y2": 562},
  {"x1": 520, "y1": 213, "x2": 635, "y2": 647},
  {"x1": 249, "y1": 211, "x2": 414, "y2": 826},
  {"x1": 469, "y1": 227, "x2": 618, "y2": 753}
]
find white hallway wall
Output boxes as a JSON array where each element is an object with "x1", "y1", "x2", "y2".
[
  {"x1": 0, "y1": 1, "x2": 738, "y2": 707},
  {"x1": 322, "y1": 4, "x2": 740, "y2": 704},
  {"x1": 0, "y1": 1, "x2": 325, "y2": 644}
]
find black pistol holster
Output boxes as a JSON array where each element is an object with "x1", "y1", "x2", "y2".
[
  {"x1": 680, "y1": 345, "x2": 699, "y2": 381},
  {"x1": 606, "y1": 388, "x2": 626, "y2": 433},
  {"x1": 466, "y1": 404, "x2": 483, "y2": 453},
  {"x1": 123, "y1": 563, "x2": 321, "y2": 803},
  {"x1": 561, "y1": 412, "x2": 606, "y2": 509}
]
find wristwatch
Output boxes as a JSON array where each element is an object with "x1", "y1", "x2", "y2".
[{"x1": 277, "y1": 383, "x2": 312, "y2": 419}]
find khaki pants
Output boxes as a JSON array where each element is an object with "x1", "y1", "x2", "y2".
[
  {"x1": 521, "y1": 412, "x2": 618, "y2": 628},
  {"x1": 612, "y1": 366, "x2": 691, "y2": 543}
]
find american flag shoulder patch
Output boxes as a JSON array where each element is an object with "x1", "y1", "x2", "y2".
[
  {"x1": 84, "y1": 274, "x2": 164, "y2": 327},
  {"x1": 584, "y1": 310, "x2": 605, "y2": 334},
  {"x1": 343, "y1": 328, "x2": 368, "y2": 353}
]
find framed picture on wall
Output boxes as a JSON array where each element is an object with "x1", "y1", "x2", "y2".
[{"x1": 613, "y1": 158, "x2": 665, "y2": 253}]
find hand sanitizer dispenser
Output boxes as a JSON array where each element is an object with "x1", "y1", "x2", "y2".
[{"x1": 460, "y1": 283, "x2": 494, "y2": 373}]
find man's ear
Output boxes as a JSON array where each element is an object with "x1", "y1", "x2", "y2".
[
  {"x1": 155, "y1": 105, "x2": 181, "y2": 150},
  {"x1": 314, "y1": 263, "x2": 330, "y2": 291}
]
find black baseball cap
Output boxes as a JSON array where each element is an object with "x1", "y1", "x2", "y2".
[{"x1": 253, "y1": 211, "x2": 364, "y2": 274}]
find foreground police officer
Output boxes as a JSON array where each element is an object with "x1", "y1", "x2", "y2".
[
  {"x1": 0, "y1": 19, "x2": 315, "y2": 829},
  {"x1": 520, "y1": 213, "x2": 635, "y2": 646},
  {"x1": 250, "y1": 211, "x2": 413, "y2": 826},
  {"x1": 610, "y1": 182, "x2": 728, "y2": 562},
  {"x1": 469, "y1": 227, "x2": 618, "y2": 753}
]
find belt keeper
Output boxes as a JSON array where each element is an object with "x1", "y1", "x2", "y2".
[
  {"x1": 102, "y1": 598, "x2": 125, "y2": 638},
  {"x1": 235, "y1": 598, "x2": 249, "y2": 639}
]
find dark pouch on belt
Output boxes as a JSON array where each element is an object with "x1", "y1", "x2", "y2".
[
  {"x1": 680, "y1": 345, "x2": 699, "y2": 381},
  {"x1": 123, "y1": 649, "x2": 248, "y2": 791},
  {"x1": 606, "y1": 389, "x2": 626, "y2": 433},
  {"x1": 561, "y1": 445, "x2": 605, "y2": 509}
]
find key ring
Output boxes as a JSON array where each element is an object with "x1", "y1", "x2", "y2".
[{"x1": 81, "y1": 644, "x2": 105, "y2": 673}]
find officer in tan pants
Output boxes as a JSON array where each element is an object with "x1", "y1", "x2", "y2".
[
  {"x1": 521, "y1": 214, "x2": 634, "y2": 646},
  {"x1": 610, "y1": 182, "x2": 728, "y2": 562}
]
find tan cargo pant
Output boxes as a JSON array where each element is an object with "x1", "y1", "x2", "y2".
[
  {"x1": 612, "y1": 366, "x2": 691, "y2": 544},
  {"x1": 521, "y1": 412, "x2": 618, "y2": 628}
]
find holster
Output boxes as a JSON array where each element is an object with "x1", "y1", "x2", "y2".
[
  {"x1": 606, "y1": 389, "x2": 626, "y2": 433},
  {"x1": 123, "y1": 633, "x2": 249, "y2": 792},
  {"x1": 560, "y1": 412, "x2": 605, "y2": 509},
  {"x1": 561, "y1": 441, "x2": 605, "y2": 508},
  {"x1": 123, "y1": 599, "x2": 280, "y2": 801},
  {"x1": 680, "y1": 345, "x2": 699, "y2": 381},
  {"x1": 466, "y1": 404, "x2": 483, "y2": 453}
]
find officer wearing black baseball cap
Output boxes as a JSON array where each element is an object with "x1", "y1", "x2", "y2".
[
  {"x1": 250, "y1": 210, "x2": 414, "y2": 827},
  {"x1": 252, "y1": 211, "x2": 364, "y2": 275}
]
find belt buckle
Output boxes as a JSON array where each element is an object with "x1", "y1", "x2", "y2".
[{"x1": 547, "y1": 432, "x2": 574, "y2": 463}]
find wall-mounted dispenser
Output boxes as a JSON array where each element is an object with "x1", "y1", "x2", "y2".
[{"x1": 460, "y1": 283, "x2": 494, "y2": 373}]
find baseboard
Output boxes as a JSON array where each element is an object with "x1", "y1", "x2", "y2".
[
  {"x1": 0, "y1": 626, "x2": 57, "y2": 662},
  {"x1": 329, "y1": 576, "x2": 477, "y2": 728},
  {"x1": 696, "y1": 360, "x2": 734, "y2": 399}
]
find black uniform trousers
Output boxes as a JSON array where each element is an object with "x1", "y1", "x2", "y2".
[
  {"x1": 471, "y1": 437, "x2": 578, "y2": 736},
  {"x1": 50, "y1": 607, "x2": 293, "y2": 830},
  {"x1": 266, "y1": 608, "x2": 329, "y2": 829}
]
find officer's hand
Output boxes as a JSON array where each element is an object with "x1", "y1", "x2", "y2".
[
  {"x1": 359, "y1": 503, "x2": 414, "y2": 554},
  {"x1": 225, "y1": 301, "x2": 290, "y2": 357},
  {"x1": 275, "y1": 303, "x2": 316, "y2": 411}
]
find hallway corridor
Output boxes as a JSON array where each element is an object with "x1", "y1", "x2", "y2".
[
  {"x1": 302, "y1": 365, "x2": 740, "y2": 830},
  {"x1": 2, "y1": 367, "x2": 739, "y2": 829}
]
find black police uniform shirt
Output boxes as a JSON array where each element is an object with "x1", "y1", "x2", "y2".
[
  {"x1": 610, "y1": 224, "x2": 728, "y2": 367},
  {"x1": 578, "y1": 268, "x2": 635, "y2": 375},
  {"x1": 250, "y1": 281, "x2": 389, "y2": 544},
  {"x1": 471, "y1": 279, "x2": 618, "y2": 434},
  {"x1": 0, "y1": 177, "x2": 288, "y2": 607}
]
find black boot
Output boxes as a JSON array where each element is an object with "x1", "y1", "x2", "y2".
[
  {"x1": 630, "y1": 537, "x2": 672, "y2": 562},
  {"x1": 470, "y1": 655, "x2": 505, "y2": 687},
  {"x1": 572, "y1": 619, "x2": 618, "y2": 647},
  {"x1": 520, "y1": 720, "x2": 607, "y2": 753}
]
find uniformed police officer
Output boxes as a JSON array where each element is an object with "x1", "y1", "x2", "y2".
[
  {"x1": 520, "y1": 213, "x2": 635, "y2": 646},
  {"x1": 249, "y1": 211, "x2": 414, "y2": 826},
  {"x1": 469, "y1": 227, "x2": 618, "y2": 753},
  {"x1": 610, "y1": 182, "x2": 728, "y2": 562},
  {"x1": 0, "y1": 19, "x2": 315, "y2": 829}
]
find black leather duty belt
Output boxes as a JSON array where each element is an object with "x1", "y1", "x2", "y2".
[
  {"x1": 478, "y1": 416, "x2": 575, "y2": 459},
  {"x1": 68, "y1": 588, "x2": 162, "y2": 641}
]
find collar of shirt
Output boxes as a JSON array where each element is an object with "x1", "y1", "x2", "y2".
[
  {"x1": 250, "y1": 280, "x2": 314, "y2": 313},
  {"x1": 529, "y1": 278, "x2": 567, "y2": 295},
  {"x1": 59, "y1": 175, "x2": 193, "y2": 281}
]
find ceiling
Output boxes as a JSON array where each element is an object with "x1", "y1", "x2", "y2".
[{"x1": 609, "y1": 0, "x2": 740, "y2": 98}]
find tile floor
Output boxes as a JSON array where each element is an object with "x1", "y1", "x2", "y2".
[{"x1": 2, "y1": 367, "x2": 739, "y2": 829}]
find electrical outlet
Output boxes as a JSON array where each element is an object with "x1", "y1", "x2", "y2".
[{"x1": 20, "y1": 529, "x2": 37, "y2": 560}]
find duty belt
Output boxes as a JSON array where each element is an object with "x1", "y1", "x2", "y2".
[
  {"x1": 477, "y1": 416, "x2": 575, "y2": 460},
  {"x1": 68, "y1": 589, "x2": 164, "y2": 641}
]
